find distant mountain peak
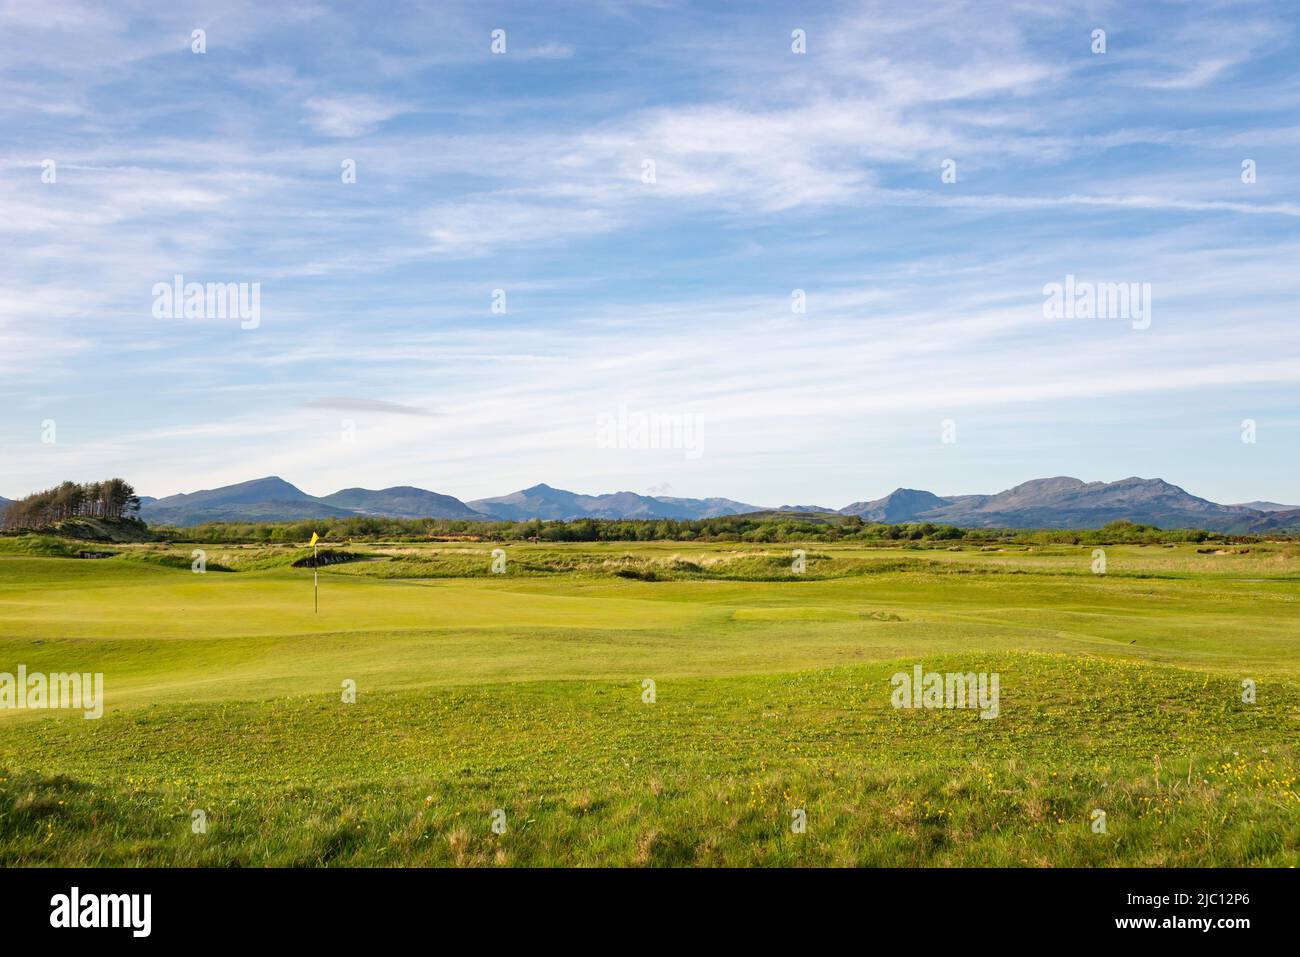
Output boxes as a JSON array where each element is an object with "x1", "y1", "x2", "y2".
[
  {"x1": 1006, "y1": 476, "x2": 1084, "y2": 493},
  {"x1": 839, "y1": 487, "x2": 949, "y2": 522},
  {"x1": 1235, "y1": 500, "x2": 1300, "y2": 512}
]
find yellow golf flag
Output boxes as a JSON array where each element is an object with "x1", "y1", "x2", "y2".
[{"x1": 309, "y1": 532, "x2": 319, "y2": 547}]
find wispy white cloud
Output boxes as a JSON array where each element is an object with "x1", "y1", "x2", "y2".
[{"x1": 302, "y1": 94, "x2": 410, "y2": 137}]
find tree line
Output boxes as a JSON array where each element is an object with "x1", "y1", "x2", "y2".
[
  {"x1": 1, "y1": 479, "x2": 141, "y2": 529},
  {"x1": 156, "y1": 514, "x2": 1236, "y2": 546}
]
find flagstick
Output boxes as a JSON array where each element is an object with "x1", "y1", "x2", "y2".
[{"x1": 313, "y1": 540, "x2": 319, "y2": 613}]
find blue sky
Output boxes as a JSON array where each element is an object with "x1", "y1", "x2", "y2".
[{"x1": 2, "y1": 0, "x2": 1298, "y2": 507}]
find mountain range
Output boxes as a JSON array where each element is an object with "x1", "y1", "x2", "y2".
[
  {"x1": 128, "y1": 477, "x2": 479, "y2": 526},
  {"x1": 466, "y1": 484, "x2": 759, "y2": 521},
  {"x1": 837, "y1": 477, "x2": 1300, "y2": 532},
  {"x1": 69, "y1": 474, "x2": 1298, "y2": 532}
]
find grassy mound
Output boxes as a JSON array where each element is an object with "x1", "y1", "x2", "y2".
[
  {"x1": 0, "y1": 656, "x2": 1294, "y2": 866},
  {"x1": 0, "y1": 535, "x2": 83, "y2": 557}
]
